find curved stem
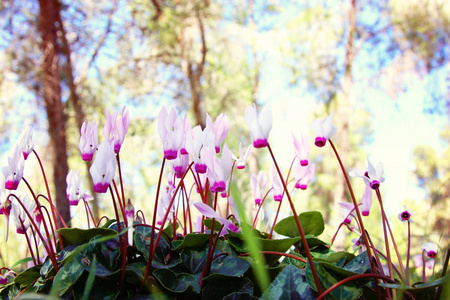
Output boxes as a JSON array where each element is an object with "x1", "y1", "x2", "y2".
[
  {"x1": 268, "y1": 200, "x2": 282, "y2": 239},
  {"x1": 267, "y1": 143, "x2": 322, "y2": 295},
  {"x1": 328, "y1": 140, "x2": 374, "y2": 262},
  {"x1": 32, "y1": 150, "x2": 59, "y2": 231},
  {"x1": 317, "y1": 273, "x2": 398, "y2": 300},
  {"x1": 22, "y1": 178, "x2": 58, "y2": 251}
]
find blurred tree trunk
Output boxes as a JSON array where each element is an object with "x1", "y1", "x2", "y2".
[
  {"x1": 56, "y1": 4, "x2": 100, "y2": 220},
  {"x1": 38, "y1": 0, "x2": 70, "y2": 226},
  {"x1": 331, "y1": 0, "x2": 357, "y2": 250}
]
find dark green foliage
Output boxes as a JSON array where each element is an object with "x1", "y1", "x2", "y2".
[{"x1": 2, "y1": 212, "x2": 448, "y2": 299}]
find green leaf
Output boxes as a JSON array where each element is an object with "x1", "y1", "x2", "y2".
[
  {"x1": 153, "y1": 268, "x2": 201, "y2": 294},
  {"x1": 10, "y1": 257, "x2": 33, "y2": 269},
  {"x1": 14, "y1": 265, "x2": 41, "y2": 289},
  {"x1": 203, "y1": 218, "x2": 223, "y2": 231},
  {"x1": 260, "y1": 264, "x2": 316, "y2": 300},
  {"x1": 305, "y1": 261, "x2": 362, "y2": 300},
  {"x1": 343, "y1": 251, "x2": 370, "y2": 274},
  {"x1": 57, "y1": 227, "x2": 118, "y2": 249},
  {"x1": 210, "y1": 255, "x2": 250, "y2": 277},
  {"x1": 202, "y1": 276, "x2": 253, "y2": 299},
  {"x1": 171, "y1": 233, "x2": 211, "y2": 252},
  {"x1": 273, "y1": 211, "x2": 325, "y2": 238},
  {"x1": 181, "y1": 246, "x2": 210, "y2": 276},
  {"x1": 50, "y1": 256, "x2": 85, "y2": 296}
]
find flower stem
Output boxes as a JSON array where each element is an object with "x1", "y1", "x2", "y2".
[
  {"x1": 267, "y1": 143, "x2": 322, "y2": 295},
  {"x1": 406, "y1": 220, "x2": 411, "y2": 284},
  {"x1": 32, "y1": 150, "x2": 60, "y2": 231},
  {"x1": 328, "y1": 141, "x2": 374, "y2": 262},
  {"x1": 268, "y1": 200, "x2": 282, "y2": 239}
]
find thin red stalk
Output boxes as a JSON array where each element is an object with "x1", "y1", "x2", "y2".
[
  {"x1": 181, "y1": 182, "x2": 193, "y2": 234},
  {"x1": 328, "y1": 140, "x2": 374, "y2": 261},
  {"x1": 112, "y1": 180, "x2": 126, "y2": 220},
  {"x1": 19, "y1": 217, "x2": 37, "y2": 266},
  {"x1": 252, "y1": 190, "x2": 271, "y2": 228},
  {"x1": 143, "y1": 158, "x2": 166, "y2": 282},
  {"x1": 376, "y1": 189, "x2": 405, "y2": 279},
  {"x1": 317, "y1": 273, "x2": 398, "y2": 300},
  {"x1": 422, "y1": 250, "x2": 426, "y2": 282},
  {"x1": 374, "y1": 248, "x2": 403, "y2": 279},
  {"x1": 29, "y1": 226, "x2": 41, "y2": 264},
  {"x1": 366, "y1": 231, "x2": 386, "y2": 277},
  {"x1": 109, "y1": 185, "x2": 123, "y2": 248},
  {"x1": 38, "y1": 205, "x2": 57, "y2": 253},
  {"x1": 83, "y1": 200, "x2": 91, "y2": 229},
  {"x1": 83, "y1": 200, "x2": 96, "y2": 228},
  {"x1": 22, "y1": 178, "x2": 58, "y2": 251},
  {"x1": 406, "y1": 221, "x2": 411, "y2": 284},
  {"x1": 36, "y1": 194, "x2": 68, "y2": 228},
  {"x1": 267, "y1": 143, "x2": 322, "y2": 295},
  {"x1": 116, "y1": 154, "x2": 126, "y2": 208},
  {"x1": 375, "y1": 191, "x2": 394, "y2": 281},
  {"x1": 268, "y1": 201, "x2": 282, "y2": 239},
  {"x1": 8, "y1": 195, "x2": 58, "y2": 271},
  {"x1": 32, "y1": 150, "x2": 59, "y2": 231},
  {"x1": 146, "y1": 163, "x2": 193, "y2": 281}
]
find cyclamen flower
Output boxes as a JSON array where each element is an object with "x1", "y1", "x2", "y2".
[
  {"x1": 193, "y1": 202, "x2": 239, "y2": 236},
  {"x1": 66, "y1": 170, "x2": 94, "y2": 206},
  {"x1": 310, "y1": 113, "x2": 337, "y2": 147},
  {"x1": 10, "y1": 195, "x2": 36, "y2": 234},
  {"x1": 349, "y1": 158, "x2": 385, "y2": 190},
  {"x1": 89, "y1": 140, "x2": 117, "y2": 193},
  {"x1": 170, "y1": 149, "x2": 190, "y2": 178},
  {"x1": 180, "y1": 115, "x2": 191, "y2": 155},
  {"x1": 360, "y1": 185, "x2": 373, "y2": 216},
  {"x1": 206, "y1": 113, "x2": 229, "y2": 153},
  {"x1": 185, "y1": 125, "x2": 210, "y2": 173},
  {"x1": 293, "y1": 163, "x2": 315, "y2": 190},
  {"x1": 204, "y1": 144, "x2": 233, "y2": 193},
  {"x1": 422, "y1": 242, "x2": 438, "y2": 259},
  {"x1": 232, "y1": 143, "x2": 252, "y2": 170},
  {"x1": 103, "y1": 107, "x2": 129, "y2": 154},
  {"x1": 244, "y1": 104, "x2": 272, "y2": 148},
  {"x1": 352, "y1": 236, "x2": 366, "y2": 254},
  {"x1": 79, "y1": 121, "x2": 98, "y2": 161},
  {"x1": 0, "y1": 270, "x2": 16, "y2": 285},
  {"x1": 19, "y1": 126, "x2": 34, "y2": 160},
  {"x1": 250, "y1": 171, "x2": 268, "y2": 204},
  {"x1": 292, "y1": 132, "x2": 310, "y2": 166},
  {"x1": 339, "y1": 202, "x2": 355, "y2": 224},
  {"x1": 269, "y1": 165, "x2": 284, "y2": 201},
  {"x1": 3, "y1": 144, "x2": 25, "y2": 190},
  {"x1": 413, "y1": 254, "x2": 435, "y2": 269},
  {"x1": 398, "y1": 206, "x2": 414, "y2": 222},
  {"x1": 158, "y1": 106, "x2": 184, "y2": 160},
  {"x1": 125, "y1": 199, "x2": 135, "y2": 246},
  {"x1": 157, "y1": 184, "x2": 175, "y2": 226}
]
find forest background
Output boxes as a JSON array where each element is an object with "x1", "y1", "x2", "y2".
[{"x1": 0, "y1": 0, "x2": 448, "y2": 271}]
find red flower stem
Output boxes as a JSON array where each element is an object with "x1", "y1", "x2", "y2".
[
  {"x1": 83, "y1": 200, "x2": 91, "y2": 229},
  {"x1": 316, "y1": 273, "x2": 397, "y2": 300},
  {"x1": 108, "y1": 185, "x2": 123, "y2": 248},
  {"x1": 32, "y1": 150, "x2": 60, "y2": 231},
  {"x1": 36, "y1": 194, "x2": 68, "y2": 228},
  {"x1": 83, "y1": 199, "x2": 96, "y2": 228},
  {"x1": 328, "y1": 141, "x2": 374, "y2": 261},
  {"x1": 406, "y1": 221, "x2": 411, "y2": 284},
  {"x1": 376, "y1": 189, "x2": 405, "y2": 279},
  {"x1": 365, "y1": 231, "x2": 387, "y2": 277},
  {"x1": 422, "y1": 250, "x2": 426, "y2": 282},
  {"x1": 267, "y1": 143, "x2": 322, "y2": 295},
  {"x1": 30, "y1": 226, "x2": 41, "y2": 264},
  {"x1": 116, "y1": 154, "x2": 126, "y2": 208},
  {"x1": 112, "y1": 180, "x2": 126, "y2": 220},
  {"x1": 181, "y1": 182, "x2": 193, "y2": 234},
  {"x1": 252, "y1": 190, "x2": 271, "y2": 228},
  {"x1": 8, "y1": 194, "x2": 58, "y2": 271},
  {"x1": 268, "y1": 200, "x2": 282, "y2": 239},
  {"x1": 22, "y1": 178, "x2": 58, "y2": 253},
  {"x1": 377, "y1": 194, "x2": 394, "y2": 280},
  {"x1": 18, "y1": 217, "x2": 37, "y2": 266},
  {"x1": 240, "y1": 251, "x2": 307, "y2": 264},
  {"x1": 374, "y1": 248, "x2": 404, "y2": 279}
]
